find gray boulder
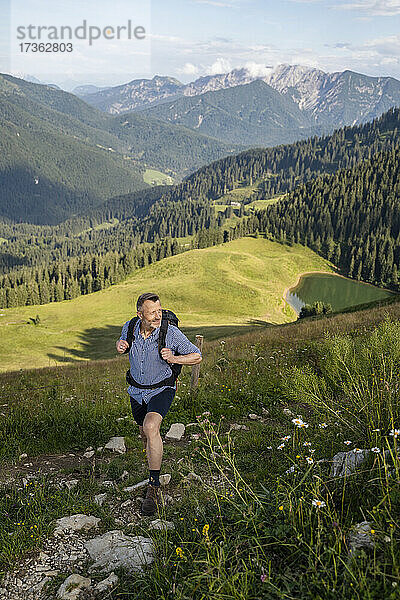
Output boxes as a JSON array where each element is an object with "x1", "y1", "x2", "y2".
[
  {"x1": 104, "y1": 436, "x2": 126, "y2": 454},
  {"x1": 165, "y1": 423, "x2": 185, "y2": 441},
  {"x1": 348, "y1": 521, "x2": 374, "y2": 553},
  {"x1": 56, "y1": 573, "x2": 91, "y2": 599},
  {"x1": 94, "y1": 572, "x2": 119, "y2": 593},
  {"x1": 54, "y1": 514, "x2": 100, "y2": 536},
  {"x1": 84, "y1": 530, "x2": 154, "y2": 573},
  {"x1": 149, "y1": 519, "x2": 175, "y2": 531},
  {"x1": 331, "y1": 449, "x2": 370, "y2": 477}
]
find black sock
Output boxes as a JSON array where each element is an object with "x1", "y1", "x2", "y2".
[{"x1": 149, "y1": 469, "x2": 160, "y2": 487}]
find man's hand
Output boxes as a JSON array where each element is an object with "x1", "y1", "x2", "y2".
[
  {"x1": 116, "y1": 339, "x2": 129, "y2": 354},
  {"x1": 160, "y1": 347, "x2": 176, "y2": 363}
]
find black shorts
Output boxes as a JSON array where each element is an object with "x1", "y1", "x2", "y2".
[{"x1": 129, "y1": 387, "x2": 175, "y2": 426}]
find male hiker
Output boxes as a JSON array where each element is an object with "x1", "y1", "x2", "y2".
[{"x1": 116, "y1": 293, "x2": 202, "y2": 516}]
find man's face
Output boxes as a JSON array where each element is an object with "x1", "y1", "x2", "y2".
[{"x1": 138, "y1": 299, "x2": 162, "y2": 329}]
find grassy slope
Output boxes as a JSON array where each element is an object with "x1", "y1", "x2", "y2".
[
  {"x1": 0, "y1": 282, "x2": 399, "y2": 597},
  {"x1": 0, "y1": 237, "x2": 332, "y2": 372},
  {"x1": 142, "y1": 168, "x2": 175, "y2": 186}
]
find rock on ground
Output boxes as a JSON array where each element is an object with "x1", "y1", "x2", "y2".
[
  {"x1": 149, "y1": 519, "x2": 175, "y2": 531},
  {"x1": 103, "y1": 437, "x2": 126, "y2": 454},
  {"x1": 160, "y1": 473, "x2": 171, "y2": 485},
  {"x1": 94, "y1": 493, "x2": 107, "y2": 506},
  {"x1": 54, "y1": 514, "x2": 100, "y2": 536},
  {"x1": 56, "y1": 573, "x2": 91, "y2": 599},
  {"x1": 94, "y1": 572, "x2": 119, "y2": 594},
  {"x1": 63, "y1": 480, "x2": 79, "y2": 491},
  {"x1": 331, "y1": 449, "x2": 370, "y2": 477},
  {"x1": 123, "y1": 473, "x2": 171, "y2": 492},
  {"x1": 84, "y1": 530, "x2": 154, "y2": 574},
  {"x1": 123, "y1": 480, "x2": 148, "y2": 492},
  {"x1": 182, "y1": 471, "x2": 202, "y2": 484},
  {"x1": 165, "y1": 423, "x2": 185, "y2": 441},
  {"x1": 348, "y1": 521, "x2": 374, "y2": 553}
]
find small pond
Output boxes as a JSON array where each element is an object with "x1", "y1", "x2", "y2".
[{"x1": 286, "y1": 273, "x2": 395, "y2": 314}]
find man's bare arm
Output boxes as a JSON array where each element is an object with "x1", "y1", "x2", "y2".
[{"x1": 161, "y1": 348, "x2": 202, "y2": 365}]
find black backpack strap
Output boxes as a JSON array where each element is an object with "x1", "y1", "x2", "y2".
[
  {"x1": 123, "y1": 317, "x2": 138, "y2": 354},
  {"x1": 158, "y1": 310, "x2": 169, "y2": 358},
  {"x1": 158, "y1": 310, "x2": 182, "y2": 381},
  {"x1": 157, "y1": 309, "x2": 180, "y2": 356}
]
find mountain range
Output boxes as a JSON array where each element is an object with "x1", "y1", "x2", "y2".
[
  {"x1": 0, "y1": 73, "x2": 239, "y2": 222},
  {"x1": 136, "y1": 79, "x2": 321, "y2": 146},
  {"x1": 4, "y1": 63, "x2": 400, "y2": 224},
  {"x1": 78, "y1": 64, "x2": 400, "y2": 131}
]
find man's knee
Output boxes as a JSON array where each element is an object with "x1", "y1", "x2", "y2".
[{"x1": 142, "y1": 413, "x2": 162, "y2": 437}]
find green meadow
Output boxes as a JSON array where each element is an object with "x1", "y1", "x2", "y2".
[
  {"x1": 214, "y1": 176, "x2": 280, "y2": 206},
  {"x1": 143, "y1": 168, "x2": 175, "y2": 186},
  {"x1": 0, "y1": 237, "x2": 333, "y2": 373},
  {"x1": 0, "y1": 296, "x2": 399, "y2": 598}
]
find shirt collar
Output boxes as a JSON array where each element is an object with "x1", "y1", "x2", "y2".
[{"x1": 135, "y1": 319, "x2": 160, "y2": 339}]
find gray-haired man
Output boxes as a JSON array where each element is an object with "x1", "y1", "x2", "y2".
[{"x1": 116, "y1": 293, "x2": 202, "y2": 516}]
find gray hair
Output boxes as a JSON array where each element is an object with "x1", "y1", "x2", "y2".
[{"x1": 136, "y1": 293, "x2": 160, "y2": 312}]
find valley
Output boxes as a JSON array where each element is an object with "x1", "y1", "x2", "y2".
[
  {"x1": 0, "y1": 237, "x2": 332, "y2": 372},
  {"x1": 1, "y1": 62, "x2": 400, "y2": 599}
]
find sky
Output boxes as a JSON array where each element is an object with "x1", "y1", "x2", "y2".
[{"x1": 1, "y1": 0, "x2": 400, "y2": 90}]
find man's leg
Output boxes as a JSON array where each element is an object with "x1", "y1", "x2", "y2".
[
  {"x1": 142, "y1": 411, "x2": 163, "y2": 471},
  {"x1": 138, "y1": 425, "x2": 147, "y2": 451}
]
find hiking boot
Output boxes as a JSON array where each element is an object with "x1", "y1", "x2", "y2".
[{"x1": 141, "y1": 484, "x2": 162, "y2": 516}]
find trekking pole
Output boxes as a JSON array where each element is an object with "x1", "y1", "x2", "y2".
[{"x1": 191, "y1": 335, "x2": 204, "y2": 390}]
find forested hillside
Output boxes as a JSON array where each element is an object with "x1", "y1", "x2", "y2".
[
  {"x1": 0, "y1": 73, "x2": 240, "y2": 218},
  {"x1": 254, "y1": 145, "x2": 400, "y2": 289},
  {"x1": 2, "y1": 106, "x2": 400, "y2": 308},
  {"x1": 0, "y1": 96, "x2": 147, "y2": 224},
  {"x1": 137, "y1": 80, "x2": 320, "y2": 146}
]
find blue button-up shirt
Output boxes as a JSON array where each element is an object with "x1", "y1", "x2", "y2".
[{"x1": 119, "y1": 319, "x2": 202, "y2": 405}]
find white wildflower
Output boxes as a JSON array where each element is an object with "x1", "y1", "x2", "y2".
[{"x1": 292, "y1": 418, "x2": 309, "y2": 428}]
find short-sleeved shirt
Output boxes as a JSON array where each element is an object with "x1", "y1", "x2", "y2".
[{"x1": 119, "y1": 319, "x2": 202, "y2": 405}]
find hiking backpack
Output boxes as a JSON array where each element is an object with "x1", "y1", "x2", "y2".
[{"x1": 123, "y1": 309, "x2": 182, "y2": 389}]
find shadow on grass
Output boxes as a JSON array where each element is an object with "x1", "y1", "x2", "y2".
[{"x1": 47, "y1": 320, "x2": 274, "y2": 364}]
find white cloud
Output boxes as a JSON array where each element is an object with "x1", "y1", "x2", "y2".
[
  {"x1": 244, "y1": 61, "x2": 274, "y2": 77},
  {"x1": 178, "y1": 62, "x2": 200, "y2": 75},
  {"x1": 381, "y1": 56, "x2": 398, "y2": 63},
  {"x1": 192, "y1": 0, "x2": 239, "y2": 6},
  {"x1": 335, "y1": 0, "x2": 400, "y2": 15},
  {"x1": 208, "y1": 57, "x2": 233, "y2": 74},
  {"x1": 329, "y1": 34, "x2": 400, "y2": 60},
  {"x1": 149, "y1": 33, "x2": 185, "y2": 43},
  {"x1": 363, "y1": 34, "x2": 400, "y2": 54}
]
